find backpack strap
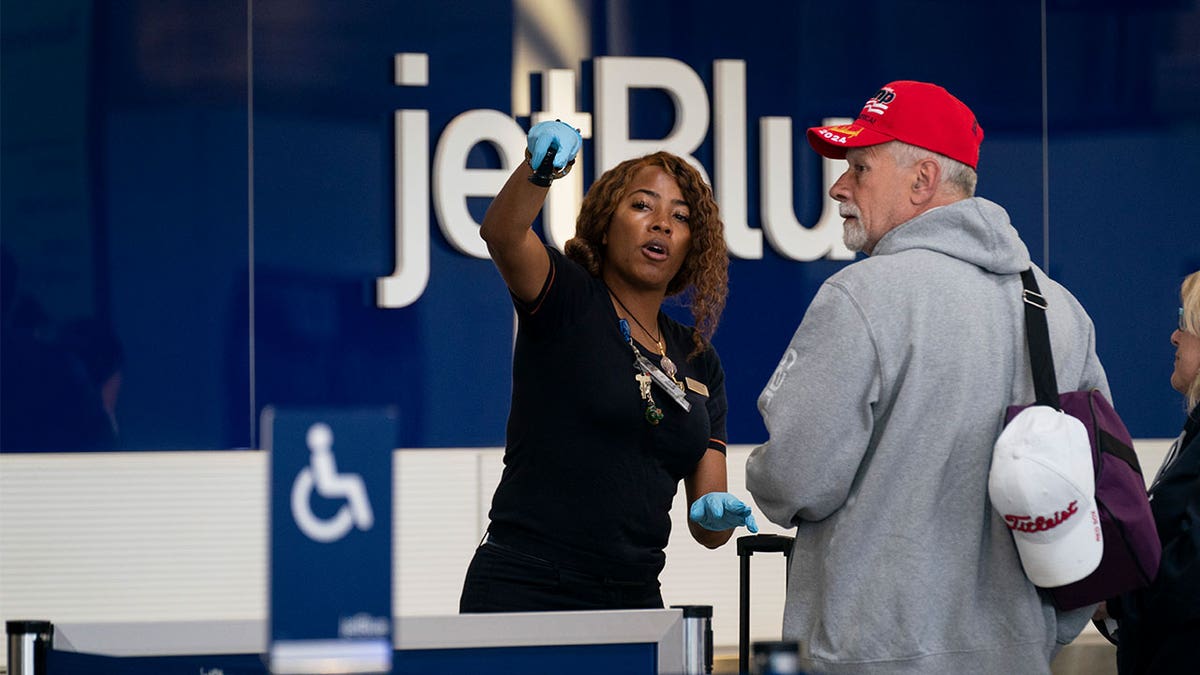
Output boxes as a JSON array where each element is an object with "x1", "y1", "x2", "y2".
[{"x1": 1019, "y1": 269, "x2": 1061, "y2": 409}]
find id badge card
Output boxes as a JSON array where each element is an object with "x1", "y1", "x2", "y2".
[{"x1": 633, "y1": 352, "x2": 691, "y2": 412}]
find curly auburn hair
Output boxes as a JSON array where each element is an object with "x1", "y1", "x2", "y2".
[{"x1": 563, "y1": 151, "x2": 728, "y2": 358}]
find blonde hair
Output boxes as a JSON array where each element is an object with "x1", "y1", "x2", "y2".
[{"x1": 1181, "y1": 270, "x2": 1200, "y2": 410}]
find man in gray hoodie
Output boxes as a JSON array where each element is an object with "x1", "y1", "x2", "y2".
[{"x1": 745, "y1": 81, "x2": 1109, "y2": 674}]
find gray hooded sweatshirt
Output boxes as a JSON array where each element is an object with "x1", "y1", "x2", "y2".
[{"x1": 746, "y1": 197, "x2": 1109, "y2": 674}]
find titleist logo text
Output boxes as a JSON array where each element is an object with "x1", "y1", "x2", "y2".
[{"x1": 1003, "y1": 501, "x2": 1079, "y2": 533}]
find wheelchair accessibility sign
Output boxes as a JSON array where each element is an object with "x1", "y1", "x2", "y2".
[
  {"x1": 291, "y1": 422, "x2": 374, "y2": 543},
  {"x1": 263, "y1": 406, "x2": 396, "y2": 674}
]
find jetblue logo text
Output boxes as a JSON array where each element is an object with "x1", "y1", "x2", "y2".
[{"x1": 378, "y1": 54, "x2": 855, "y2": 308}]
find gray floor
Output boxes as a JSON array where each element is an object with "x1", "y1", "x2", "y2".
[{"x1": 1052, "y1": 633, "x2": 1117, "y2": 675}]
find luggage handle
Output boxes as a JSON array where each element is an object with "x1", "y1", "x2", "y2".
[
  {"x1": 737, "y1": 534, "x2": 794, "y2": 557},
  {"x1": 738, "y1": 534, "x2": 795, "y2": 674}
]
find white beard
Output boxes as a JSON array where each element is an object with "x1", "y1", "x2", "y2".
[{"x1": 843, "y1": 219, "x2": 868, "y2": 252}]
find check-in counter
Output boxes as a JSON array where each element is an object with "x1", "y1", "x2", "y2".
[{"x1": 28, "y1": 608, "x2": 702, "y2": 674}]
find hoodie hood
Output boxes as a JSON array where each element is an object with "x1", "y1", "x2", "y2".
[{"x1": 871, "y1": 197, "x2": 1031, "y2": 275}]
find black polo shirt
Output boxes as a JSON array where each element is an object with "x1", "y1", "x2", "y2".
[{"x1": 487, "y1": 246, "x2": 727, "y2": 582}]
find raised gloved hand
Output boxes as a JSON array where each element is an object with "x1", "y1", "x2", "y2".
[
  {"x1": 527, "y1": 120, "x2": 582, "y2": 173},
  {"x1": 689, "y1": 492, "x2": 759, "y2": 533}
]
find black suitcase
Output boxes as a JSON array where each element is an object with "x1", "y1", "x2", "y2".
[{"x1": 736, "y1": 534, "x2": 795, "y2": 674}]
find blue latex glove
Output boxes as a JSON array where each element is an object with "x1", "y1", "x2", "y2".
[
  {"x1": 527, "y1": 120, "x2": 582, "y2": 172},
  {"x1": 689, "y1": 492, "x2": 759, "y2": 533}
]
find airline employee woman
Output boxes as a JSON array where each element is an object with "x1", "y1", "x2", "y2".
[{"x1": 459, "y1": 121, "x2": 757, "y2": 612}]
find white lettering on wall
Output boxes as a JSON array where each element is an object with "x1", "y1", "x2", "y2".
[
  {"x1": 432, "y1": 109, "x2": 525, "y2": 259},
  {"x1": 377, "y1": 53, "x2": 430, "y2": 308},
  {"x1": 594, "y1": 56, "x2": 711, "y2": 180},
  {"x1": 377, "y1": 53, "x2": 850, "y2": 308},
  {"x1": 761, "y1": 116, "x2": 855, "y2": 261},
  {"x1": 714, "y1": 59, "x2": 759, "y2": 259}
]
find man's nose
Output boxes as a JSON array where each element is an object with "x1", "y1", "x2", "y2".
[{"x1": 829, "y1": 172, "x2": 850, "y2": 202}]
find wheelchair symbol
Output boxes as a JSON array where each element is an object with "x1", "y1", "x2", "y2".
[{"x1": 291, "y1": 423, "x2": 374, "y2": 543}]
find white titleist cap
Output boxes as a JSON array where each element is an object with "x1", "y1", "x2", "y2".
[{"x1": 988, "y1": 406, "x2": 1103, "y2": 587}]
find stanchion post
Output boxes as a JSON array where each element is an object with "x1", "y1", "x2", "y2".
[
  {"x1": 671, "y1": 605, "x2": 713, "y2": 675},
  {"x1": 6, "y1": 620, "x2": 52, "y2": 675}
]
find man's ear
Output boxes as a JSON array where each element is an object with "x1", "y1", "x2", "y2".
[{"x1": 910, "y1": 157, "x2": 941, "y2": 205}]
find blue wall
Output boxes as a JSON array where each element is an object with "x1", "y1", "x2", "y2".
[{"x1": 2, "y1": 1, "x2": 1197, "y2": 451}]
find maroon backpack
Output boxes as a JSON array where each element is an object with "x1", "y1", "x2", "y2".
[{"x1": 1004, "y1": 269, "x2": 1160, "y2": 610}]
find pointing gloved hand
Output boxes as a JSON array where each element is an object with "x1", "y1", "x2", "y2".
[
  {"x1": 527, "y1": 119, "x2": 582, "y2": 172},
  {"x1": 689, "y1": 492, "x2": 759, "y2": 533}
]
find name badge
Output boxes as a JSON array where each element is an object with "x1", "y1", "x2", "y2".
[
  {"x1": 633, "y1": 352, "x2": 691, "y2": 412},
  {"x1": 685, "y1": 377, "x2": 709, "y2": 397}
]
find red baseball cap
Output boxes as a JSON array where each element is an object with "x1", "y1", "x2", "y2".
[{"x1": 807, "y1": 81, "x2": 984, "y2": 169}]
